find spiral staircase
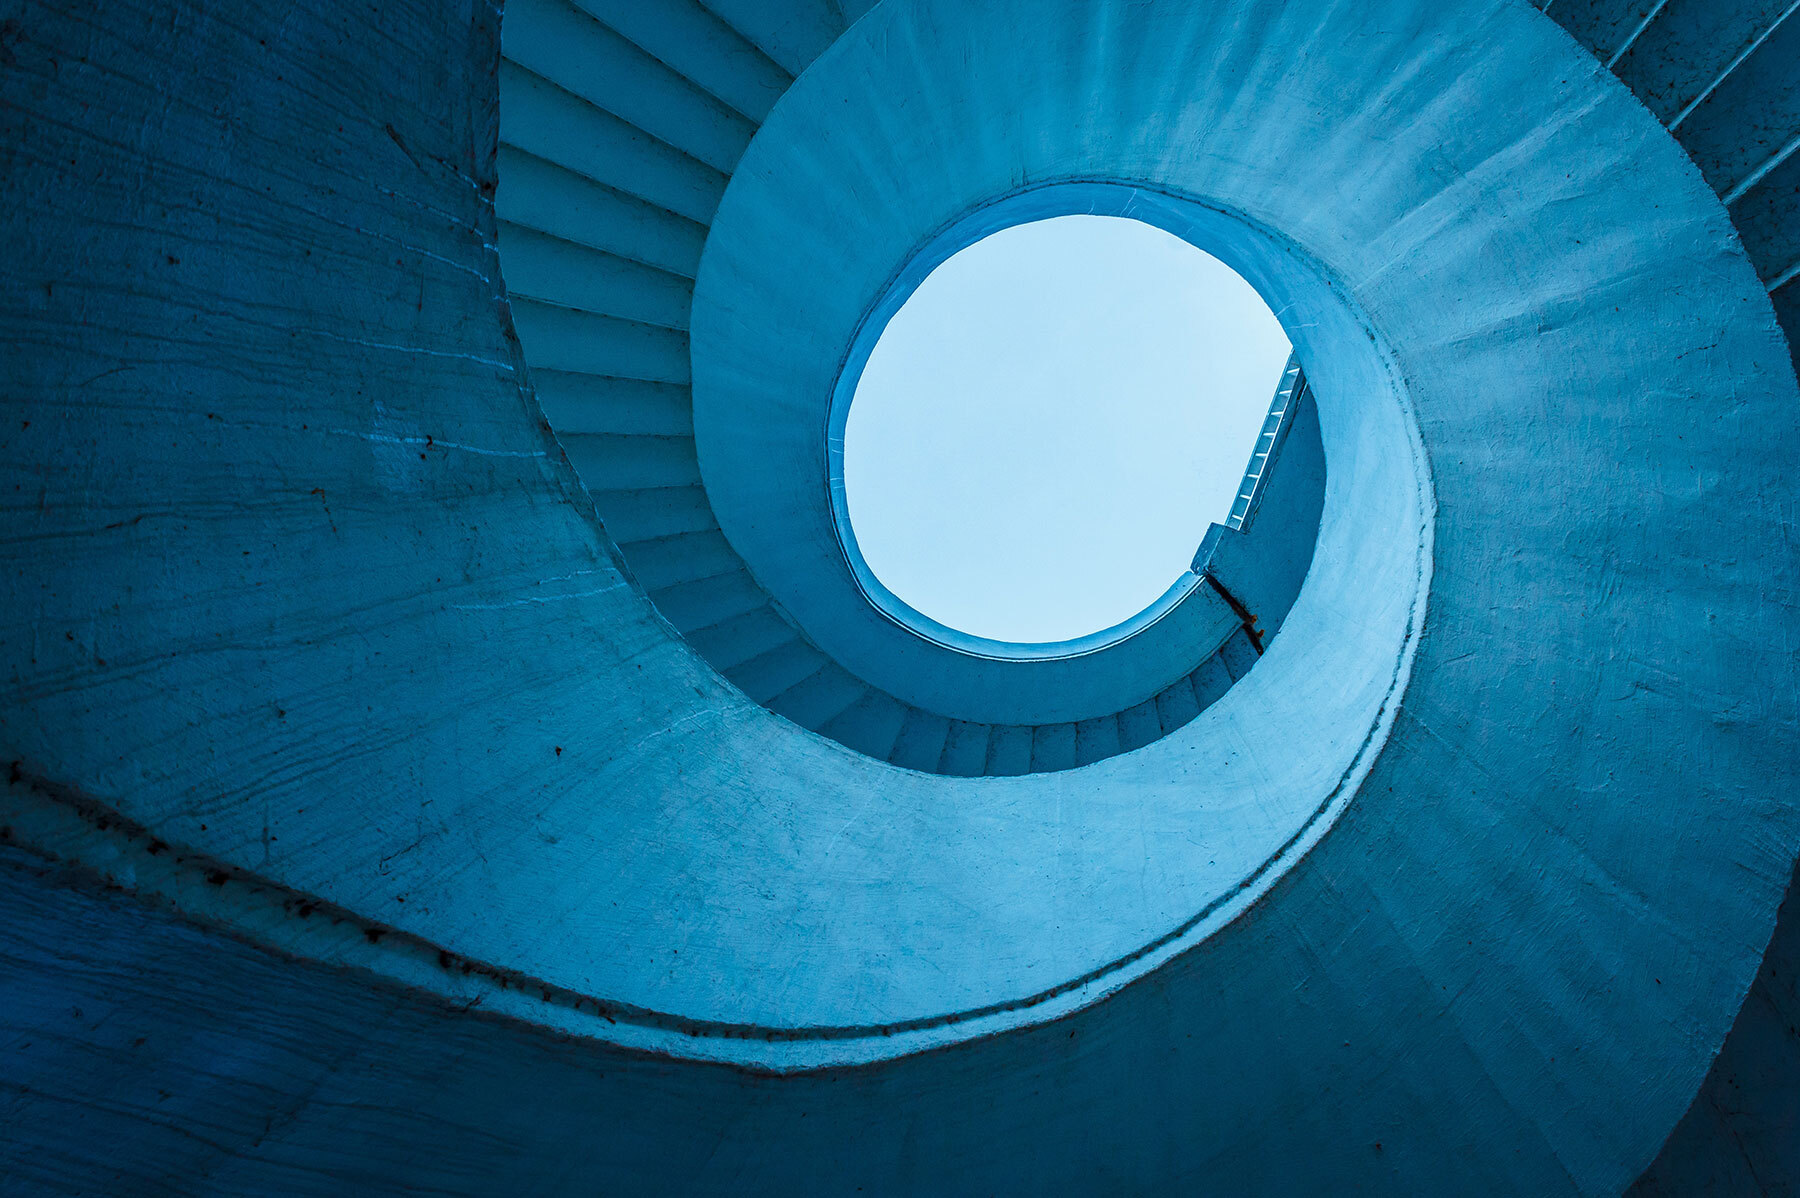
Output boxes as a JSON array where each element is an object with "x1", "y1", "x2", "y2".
[
  {"x1": 2, "y1": 0, "x2": 1797, "y2": 1193},
  {"x1": 494, "y1": 0, "x2": 1304, "y2": 775}
]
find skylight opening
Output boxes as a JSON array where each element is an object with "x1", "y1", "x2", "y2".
[{"x1": 841, "y1": 215, "x2": 1292, "y2": 646}]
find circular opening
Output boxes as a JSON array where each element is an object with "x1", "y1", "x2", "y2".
[
  {"x1": 839, "y1": 215, "x2": 1292, "y2": 645},
  {"x1": 687, "y1": 20, "x2": 1438, "y2": 1053},
  {"x1": 703, "y1": 180, "x2": 1407, "y2": 724}
]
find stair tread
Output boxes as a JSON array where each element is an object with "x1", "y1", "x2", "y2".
[
  {"x1": 568, "y1": 0, "x2": 791, "y2": 122},
  {"x1": 1030, "y1": 723, "x2": 1078, "y2": 774},
  {"x1": 532, "y1": 373, "x2": 693, "y2": 437},
  {"x1": 499, "y1": 62, "x2": 726, "y2": 226},
  {"x1": 619, "y1": 528, "x2": 744, "y2": 592},
  {"x1": 1723, "y1": 142, "x2": 1800, "y2": 284},
  {"x1": 1542, "y1": 0, "x2": 1665, "y2": 63},
  {"x1": 504, "y1": 0, "x2": 756, "y2": 174},
  {"x1": 724, "y1": 637, "x2": 828, "y2": 702},
  {"x1": 821, "y1": 690, "x2": 909, "y2": 760},
  {"x1": 509, "y1": 298, "x2": 690, "y2": 384},
  {"x1": 1666, "y1": 5, "x2": 1800, "y2": 196},
  {"x1": 645, "y1": 568, "x2": 767, "y2": 630},
  {"x1": 937, "y1": 721, "x2": 993, "y2": 777},
  {"x1": 586, "y1": 485, "x2": 717, "y2": 543},
  {"x1": 1214, "y1": 628, "x2": 1258, "y2": 682},
  {"x1": 1612, "y1": 0, "x2": 1799, "y2": 125},
  {"x1": 888, "y1": 709, "x2": 951, "y2": 772},
  {"x1": 984, "y1": 725, "x2": 1034, "y2": 777},
  {"x1": 1116, "y1": 699, "x2": 1163, "y2": 754},
  {"x1": 1074, "y1": 715, "x2": 1123, "y2": 767},
  {"x1": 499, "y1": 223, "x2": 693, "y2": 331},
  {"x1": 559, "y1": 431, "x2": 702, "y2": 491},
  {"x1": 1190, "y1": 654, "x2": 1235, "y2": 710},
  {"x1": 767, "y1": 663, "x2": 869, "y2": 730},
  {"x1": 687, "y1": 606, "x2": 799, "y2": 673},
  {"x1": 695, "y1": 0, "x2": 845, "y2": 78},
  {"x1": 1154, "y1": 679, "x2": 1201, "y2": 735},
  {"x1": 497, "y1": 147, "x2": 707, "y2": 279}
]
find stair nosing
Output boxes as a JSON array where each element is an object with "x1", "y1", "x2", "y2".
[
  {"x1": 500, "y1": 58, "x2": 734, "y2": 192},
  {"x1": 498, "y1": 216, "x2": 701, "y2": 284},
  {"x1": 1666, "y1": 0, "x2": 1800, "y2": 131},
  {"x1": 512, "y1": 0, "x2": 760, "y2": 172},
  {"x1": 568, "y1": 0, "x2": 795, "y2": 121},
  {"x1": 689, "y1": 0, "x2": 816, "y2": 81}
]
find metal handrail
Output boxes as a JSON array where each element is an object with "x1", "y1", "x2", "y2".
[{"x1": 1224, "y1": 355, "x2": 1305, "y2": 534}]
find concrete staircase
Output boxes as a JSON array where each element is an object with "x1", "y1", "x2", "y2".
[
  {"x1": 492, "y1": 0, "x2": 1799, "y2": 775},
  {"x1": 494, "y1": 0, "x2": 1258, "y2": 774}
]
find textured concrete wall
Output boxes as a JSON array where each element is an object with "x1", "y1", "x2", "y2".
[{"x1": 3, "y1": 0, "x2": 1799, "y2": 1192}]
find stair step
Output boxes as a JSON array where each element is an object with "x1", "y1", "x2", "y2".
[
  {"x1": 531, "y1": 372, "x2": 692, "y2": 437},
  {"x1": 1724, "y1": 144, "x2": 1800, "y2": 286},
  {"x1": 497, "y1": 147, "x2": 707, "y2": 279},
  {"x1": 504, "y1": 0, "x2": 756, "y2": 175},
  {"x1": 499, "y1": 62, "x2": 727, "y2": 226},
  {"x1": 1612, "y1": 0, "x2": 1799, "y2": 125},
  {"x1": 586, "y1": 485, "x2": 717, "y2": 542},
  {"x1": 724, "y1": 637, "x2": 827, "y2": 703},
  {"x1": 821, "y1": 690, "x2": 909, "y2": 760},
  {"x1": 767, "y1": 663, "x2": 869, "y2": 729},
  {"x1": 618, "y1": 528, "x2": 743, "y2": 591},
  {"x1": 1074, "y1": 716, "x2": 1122, "y2": 767},
  {"x1": 1154, "y1": 678, "x2": 1201, "y2": 735},
  {"x1": 1542, "y1": 0, "x2": 1666, "y2": 63},
  {"x1": 509, "y1": 298, "x2": 690, "y2": 383},
  {"x1": 1219, "y1": 628, "x2": 1261, "y2": 681},
  {"x1": 888, "y1": 709, "x2": 951, "y2": 772},
  {"x1": 1030, "y1": 724, "x2": 1078, "y2": 774},
  {"x1": 1666, "y1": 6, "x2": 1800, "y2": 197},
  {"x1": 1190, "y1": 654, "x2": 1235, "y2": 710},
  {"x1": 567, "y1": 0, "x2": 791, "y2": 122},
  {"x1": 937, "y1": 721, "x2": 993, "y2": 776},
  {"x1": 683, "y1": 604, "x2": 799, "y2": 672},
  {"x1": 695, "y1": 0, "x2": 845, "y2": 77},
  {"x1": 984, "y1": 726, "x2": 1034, "y2": 777},
  {"x1": 560, "y1": 432, "x2": 702, "y2": 491},
  {"x1": 499, "y1": 224, "x2": 693, "y2": 331},
  {"x1": 1116, "y1": 699, "x2": 1163, "y2": 754},
  {"x1": 646, "y1": 567, "x2": 766, "y2": 630}
]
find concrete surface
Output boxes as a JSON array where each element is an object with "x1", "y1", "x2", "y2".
[{"x1": 1, "y1": 0, "x2": 1797, "y2": 1191}]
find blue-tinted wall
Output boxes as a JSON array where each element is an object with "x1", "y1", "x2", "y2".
[{"x1": 2, "y1": 0, "x2": 1798, "y2": 1192}]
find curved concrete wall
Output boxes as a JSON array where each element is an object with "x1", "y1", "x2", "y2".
[
  {"x1": 1199, "y1": 380, "x2": 1326, "y2": 644},
  {"x1": 3, "y1": 0, "x2": 1798, "y2": 1192}
]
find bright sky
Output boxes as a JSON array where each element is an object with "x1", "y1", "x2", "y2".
[{"x1": 843, "y1": 215, "x2": 1293, "y2": 644}]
